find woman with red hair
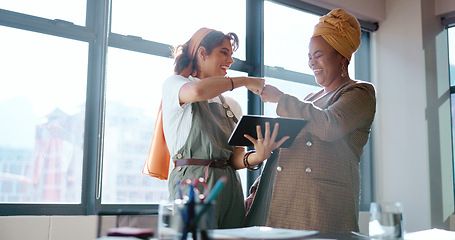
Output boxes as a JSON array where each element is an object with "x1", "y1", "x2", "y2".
[{"x1": 161, "y1": 28, "x2": 288, "y2": 229}]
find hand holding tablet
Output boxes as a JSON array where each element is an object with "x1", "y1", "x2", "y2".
[{"x1": 228, "y1": 115, "x2": 308, "y2": 148}]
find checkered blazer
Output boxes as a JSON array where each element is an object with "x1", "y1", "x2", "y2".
[{"x1": 266, "y1": 80, "x2": 376, "y2": 233}]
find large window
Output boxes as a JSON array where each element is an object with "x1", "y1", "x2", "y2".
[
  {"x1": 0, "y1": 26, "x2": 88, "y2": 204},
  {"x1": 102, "y1": 49, "x2": 173, "y2": 204},
  {"x1": 0, "y1": 0, "x2": 86, "y2": 26},
  {"x1": 264, "y1": 2, "x2": 321, "y2": 113},
  {"x1": 0, "y1": 0, "x2": 375, "y2": 215},
  {"x1": 111, "y1": 0, "x2": 246, "y2": 61},
  {"x1": 101, "y1": 47, "x2": 249, "y2": 203},
  {"x1": 102, "y1": 0, "x2": 247, "y2": 205},
  {"x1": 264, "y1": 2, "x2": 319, "y2": 75}
]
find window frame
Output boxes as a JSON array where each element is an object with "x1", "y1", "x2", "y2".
[
  {"x1": 0, "y1": 0, "x2": 376, "y2": 215},
  {"x1": 445, "y1": 19, "x2": 455, "y2": 206}
]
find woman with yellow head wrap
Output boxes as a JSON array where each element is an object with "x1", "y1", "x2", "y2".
[{"x1": 245, "y1": 9, "x2": 376, "y2": 233}]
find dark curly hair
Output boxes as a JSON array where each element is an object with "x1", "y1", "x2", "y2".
[{"x1": 172, "y1": 30, "x2": 239, "y2": 75}]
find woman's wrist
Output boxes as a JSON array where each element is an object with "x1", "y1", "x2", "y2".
[
  {"x1": 243, "y1": 150, "x2": 263, "y2": 171},
  {"x1": 227, "y1": 77, "x2": 234, "y2": 91},
  {"x1": 233, "y1": 77, "x2": 247, "y2": 88}
]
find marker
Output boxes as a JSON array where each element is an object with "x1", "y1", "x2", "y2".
[
  {"x1": 181, "y1": 186, "x2": 195, "y2": 240},
  {"x1": 190, "y1": 176, "x2": 227, "y2": 229},
  {"x1": 177, "y1": 180, "x2": 182, "y2": 199}
]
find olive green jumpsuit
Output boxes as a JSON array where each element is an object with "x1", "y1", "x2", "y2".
[{"x1": 168, "y1": 97, "x2": 245, "y2": 229}]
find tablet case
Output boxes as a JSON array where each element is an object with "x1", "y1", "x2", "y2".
[{"x1": 228, "y1": 115, "x2": 308, "y2": 148}]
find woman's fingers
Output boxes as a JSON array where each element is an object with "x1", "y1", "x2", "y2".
[
  {"x1": 244, "y1": 122, "x2": 289, "y2": 159},
  {"x1": 273, "y1": 136, "x2": 290, "y2": 149},
  {"x1": 244, "y1": 134, "x2": 257, "y2": 144},
  {"x1": 270, "y1": 123, "x2": 279, "y2": 142},
  {"x1": 256, "y1": 124, "x2": 263, "y2": 141},
  {"x1": 263, "y1": 122, "x2": 270, "y2": 142},
  {"x1": 243, "y1": 124, "x2": 265, "y2": 145}
]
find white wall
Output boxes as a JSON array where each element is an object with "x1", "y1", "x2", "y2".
[
  {"x1": 372, "y1": 0, "x2": 432, "y2": 232},
  {"x1": 435, "y1": 0, "x2": 455, "y2": 16},
  {"x1": 421, "y1": 0, "x2": 454, "y2": 230},
  {"x1": 302, "y1": 0, "x2": 386, "y2": 22},
  {"x1": 373, "y1": 0, "x2": 454, "y2": 232},
  {"x1": 302, "y1": 0, "x2": 455, "y2": 22}
]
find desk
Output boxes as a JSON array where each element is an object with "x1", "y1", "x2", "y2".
[
  {"x1": 98, "y1": 228, "x2": 455, "y2": 240},
  {"x1": 302, "y1": 232, "x2": 366, "y2": 239},
  {"x1": 97, "y1": 232, "x2": 366, "y2": 240}
]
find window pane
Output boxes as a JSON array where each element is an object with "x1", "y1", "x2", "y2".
[
  {"x1": 263, "y1": 77, "x2": 320, "y2": 116},
  {"x1": 0, "y1": 0, "x2": 86, "y2": 26},
  {"x1": 264, "y1": 1, "x2": 320, "y2": 74},
  {"x1": 449, "y1": 27, "x2": 455, "y2": 86},
  {"x1": 111, "y1": 0, "x2": 246, "y2": 61},
  {"x1": 102, "y1": 48, "x2": 173, "y2": 204},
  {"x1": 102, "y1": 48, "x2": 249, "y2": 203},
  {"x1": 0, "y1": 26, "x2": 88, "y2": 203},
  {"x1": 264, "y1": 2, "x2": 356, "y2": 79}
]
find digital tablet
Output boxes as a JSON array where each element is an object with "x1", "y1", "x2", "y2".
[{"x1": 228, "y1": 115, "x2": 308, "y2": 148}]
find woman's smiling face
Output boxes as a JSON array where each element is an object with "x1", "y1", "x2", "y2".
[
  {"x1": 308, "y1": 36, "x2": 345, "y2": 90},
  {"x1": 197, "y1": 38, "x2": 234, "y2": 78}
]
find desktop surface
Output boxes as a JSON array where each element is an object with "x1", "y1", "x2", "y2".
[
  {"x1": 305, "y1": 232, "x2": 366, "y2": 239},
  {"x1": 97, "y1": 232, "x2": 366, "y2": 240}
]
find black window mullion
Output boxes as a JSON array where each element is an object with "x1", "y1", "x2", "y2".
[
  {"x1": 0, "y1": 9, "x2": 94, "y2": 42},
  {"x1": 0, "y1": 204, "x2": 85, "y2": 216},
  {"x1": 442, "y1": 16, "x2": 455, "y2": 29},
  {"x1": 107, "y1": 33, "x2": 254, "y2": 75},
  {"x1": 355, "y1": 31, "x2": 374, "y2": 211},
  {"x1": 245, "y1": 0, "x2": 265, "y2": 191},
  {"x1": 99, "y1": 204, "x2": 158, "y2": 215},
  {"x1": 264, "y1": 66, "x2": 318, "y2": 86},
  {"x1": 83, "y1": 0, "x2": 111, "y2": 215},
  {"x1": 108, "y1": 33, "x2": 172, "y2": 58}
]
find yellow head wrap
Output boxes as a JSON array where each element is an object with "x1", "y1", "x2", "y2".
[{"x1": 312, "y1": 9, "x2": 361, "y2": 62}]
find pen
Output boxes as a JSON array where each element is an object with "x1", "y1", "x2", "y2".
[
  {"x1": 181, "y1": 186, "x2": 195, "y2": 240},
  {"x1": 177, "y1": 180, "x2": 182, "y2": 199},
  {"x1": 190, "y1": 176, "x2": 227, "y2": 229},
  {"x1": 205, "y1": 176, "x2": 227, "y2": 203}
]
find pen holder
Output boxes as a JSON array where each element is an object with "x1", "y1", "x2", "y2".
[
  {"x1": 175, "y1": 200, "x2": 215, "y2": 240},
  {"x1": 158, "y1": 200, "x2": 179, "y2": 240},
  {"x1": 158, "y1": 199, "x2": 215, "y2": 240}
]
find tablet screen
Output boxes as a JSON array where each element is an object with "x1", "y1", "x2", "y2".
[{"x1": 228, "y1": 115, "x2": 308, "y2": 148}]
